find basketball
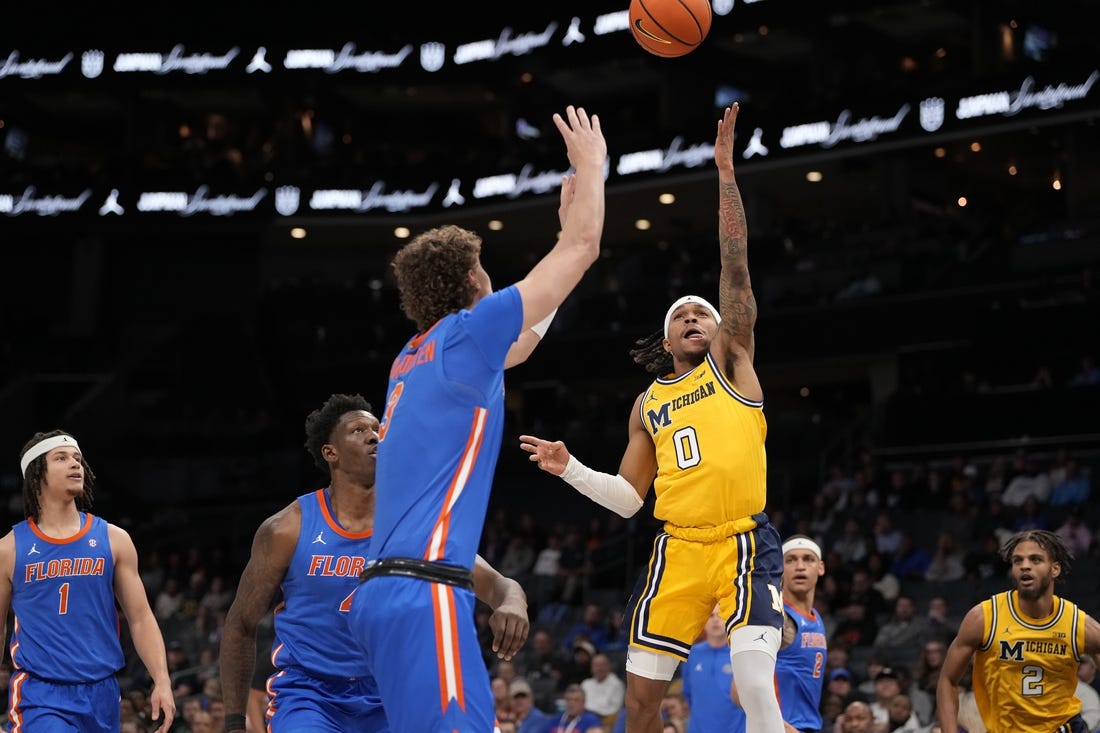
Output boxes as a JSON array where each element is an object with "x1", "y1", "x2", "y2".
[{"x1": 629, "y1": 0, "x2": 712, "y2": 58}]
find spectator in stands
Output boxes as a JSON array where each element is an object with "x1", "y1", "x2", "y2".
[
  {"x1": 492, "y1": 676, "x2": 513, "y2": 722},
  {"x1": 834, "y1": 517, "x2": 870, "y2": 566},
  {"x1": 837, "y1": 699, "x2": 876, "y2": 733},
  {"x1": 500, "y1": 535, "x2": 536, "y2": 580},
  {"x1": 827, "y1": 668, "x2": 858, "y2": 707},
  {"x1": 924, "y1": 534, "x2": 965, "y2": 582},
  {"x1": 885, "y1": 693, "x2": 922, "y2": 732},
  {"x1": 547, "y1": 685, "x2": 604, "y2": 733},
  {"x1": 833, "y1": 569, "x2": 886, "y2": 648},
  {"x1": 563, "y1": 603, "x2": 610, "y2": 652},
  {"x1": 582, "y1": 653, "x2": 625, "y2": 728},
  {"x1": 896, "y1": 665, "x2": 933, "y2": 726},
  {"x1": 510, "y1": 679, "x2": 549, "y2": 733},
  {"x1": 873, "y1": 596, "x2": 922, "y2": 663},
  {"x1": 921, "y1": 598, "x2": 956, "y2": 645},
  {"x1": 154, "y1": 577, "x2": 184, "y2": 622},
  {"x1": 659, "y1": 691, "x2": 690, "y2": 732},
  {"x1": 963, "y1": 534, "x2": 1009, "y2": 580},
  {"x1": 869, "y1": 667, "x2": 908, "y2": 730},
  {"x1": 516, "y1": 628, "x2": 567, "y2": 707},
  {"x1": 889, "y1": 532, "x2": 931, "y2": 582},
  {"x1": 914, "y1": 640, "x2": 946, "y2": 695},
  {"x1": 1054, "y1": 507, "x2": 1094, "y2": 558},
  {"x1": 1049, "y1": 460, "x2": 1091, "y2": 507},
  {"x1": 1010, "y1": 496, "x2": 1049, "y2": 532},
  {"x1": 867, "y1": 551, "x2": 900, "y2": 602},
  {"x1": 873, "y1": 513, "x2": 902, "y2": 558},
  {"x1": 563, "y1": 640, "x2": 598, "y2": 688},
  {"x1": 1001, "y1": 457, "x2": 1051, "y2": 506}
]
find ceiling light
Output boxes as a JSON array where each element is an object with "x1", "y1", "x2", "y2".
[
  {"x1": 957, "y1": 196, "x2": 968, "y2": 207},
  {"x1": 290, "y1": 227, "x2": 307, "y2": 239},
  {"x1": 394, "y1": 227, "x2": 411, "y2": 239},
  {"x1": 488, "y1": 220, "x2": 503, "y2": 231},
  {"x1": 635, "y1": 219, "x2": 652, "y2": 231},
  {"x1": 1008, "y1": 165, "x2": 1018, "y2": 176},
  {"x1": 934, "y1": 147, "x2": 946, "y2": 158},
  {"x1": 806, "y1": 171, "x2": 823, "y2": 183},
  {"x1": 659, "y1": 193, "x2": 676, "y2": 205},
  {"x1": 970, "y1": 141, "x2": 982, "y2": 152}
]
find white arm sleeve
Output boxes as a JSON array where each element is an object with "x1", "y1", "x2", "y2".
[{"x1": 559, "y1": 455, "x2": 644, "y2": 518}]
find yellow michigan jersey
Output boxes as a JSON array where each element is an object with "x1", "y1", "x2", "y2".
[
  {"x1": 973, "y1": 590, "x2": 1087, "y2": 733},
  {"x1": 639, "y1": 352, "x2": 766, "y2": 529}
]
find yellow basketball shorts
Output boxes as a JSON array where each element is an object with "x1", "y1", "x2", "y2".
[{"x1": 625, "y1": 512, "x2": 783, "y2": 659}]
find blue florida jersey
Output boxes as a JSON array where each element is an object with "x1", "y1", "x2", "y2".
[
  {"x1": 371, "y1": 286, "x2": 523, "y2": 569},
  {"x1": 272, "y1": 489, "x2": 374, "y2": 679},
  {"x1": 682, "y1": 641, "x2": 746, "y2": 733},
  {"x1": 11, "y1": 514, "x2": 124, "y2": 682},
  {"x1": 774, "y1": 602, "x2": 827, "y2": 732}
]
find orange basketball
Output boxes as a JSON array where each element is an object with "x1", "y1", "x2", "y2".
[{"x1": 629, "y1": 0, "x2": 712, "y2": 58}]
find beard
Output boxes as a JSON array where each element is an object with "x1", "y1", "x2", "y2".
[{"x1": 1016, "y1": 574, "x2": 1052, "y2": 601}]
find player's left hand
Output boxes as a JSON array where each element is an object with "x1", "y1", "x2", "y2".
[
  {"x1": 489, "y1": 585, "x2": 530, "y2": 660},
  {"x1": 149, "y1": 681, "x2": 176, "y2": 733}
]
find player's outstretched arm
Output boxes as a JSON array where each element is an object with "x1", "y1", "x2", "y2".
[
  {"x1": 220, "y1": 506, "x2": 300, "y2": 732},
  {"x1": 503, "y1": 172, "x2": 577, "y2": 368},
  {"x1": 519, "y1": 395, "x2": 655, "y2": 518},
  {"x1": 111, "y1": 524, "x2": 176, "y2": 733},
  {"x1": 514, "y1": 106, "x2": 606, "y2": 332},
  {"x1": 712, "y1": 104, "x2": 760, "y2": 388},
  {"x1": 473, "y1": 554, "x2": 529, "y2": 660},
  {"x1": 937, "y1": 604, "x2": 984, "y2": 733}
]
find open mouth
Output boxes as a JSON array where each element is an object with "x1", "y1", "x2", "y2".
[{"x1": 683, "y1": 327, "x2": 705, "y2": 340}]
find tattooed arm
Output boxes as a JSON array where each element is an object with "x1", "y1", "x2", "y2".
[
  {"x1": 220, "y1": 504, "x2": 300, "y2": 732},
  {"x1": 711, "y1": 103, "x2": 762, "y2": 400}
]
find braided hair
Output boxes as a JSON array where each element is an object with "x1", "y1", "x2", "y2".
[
  {"x1": 304, "y1": 394, "x2": 373, "y2": 474},
  {"x1": 629, "y1": 328, "x2": 672, "y2": 376},
  {"x1": 20, "y1": 429, "x2": 95, "y2": 520},
  {"x1": 1001, "y1": 529, "x2": 1073, "y2": 578}
]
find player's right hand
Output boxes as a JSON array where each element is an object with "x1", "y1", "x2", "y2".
[{"x1": 518, "y1": 435, "x2": 571, "y2": 477}]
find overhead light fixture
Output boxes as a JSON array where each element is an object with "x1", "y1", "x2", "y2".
[
  {"x1": 957, "y1": 196, "x2": 968, "y2": 207},
  {"x1": 934, "y1": 147, "x2": 946, "y2": 158},
  {"x1": 635, "y1": 219, "x2": 651, "y2": 231},
  {"x1": 970, "y1": 141, "x2": 982, "y2": 152},
  {"x1": 1008, "y1": 164, "x2": 1018, "y2": 176},
  {"x1": 806, "y1": 171, "x2": 823, "y2": 183},
  {"x1": 394, "y1": 226, "x2": 411, "y2": 239},
  {"x1": 488, "y1": 219, "x2": 503, "y2": 231},
  {"x1": 659, "y1": 193, "x2": 675, "y2": 204},
  {"x1": 290, "y1": 227, "x2": 307, "y2": 239}
]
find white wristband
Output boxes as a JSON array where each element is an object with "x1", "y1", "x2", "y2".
[
  {"x1": 530, "y1": 308, "x2": 558, "y2": 339},
  {"x1": 560, "y1": 455, "x2": 644, "y2": 518}
]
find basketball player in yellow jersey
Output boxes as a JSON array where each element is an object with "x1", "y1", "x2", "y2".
[
  {"x1": 938, "y1": 530, "x2": 1100, "y2": 733},
  {"x1": 520, "y1": 103, "x2": 785, "y2": 733}
]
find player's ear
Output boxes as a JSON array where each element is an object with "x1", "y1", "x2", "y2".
[
  {"x1": 1051, "y1": 561, "x2": 1061, "y2": 579},
  {"x1": 321, "y1": 443, "x2": 338, "y2": 463},
  {"x1": 663, "y1": 337, "x2": 672, "y2": 353},
  {"x1": 818, "y1": 561, "x2": 826, "y2": 577}
]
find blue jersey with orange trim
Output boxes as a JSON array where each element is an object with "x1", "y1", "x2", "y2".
[
  {"x1": 271, "y1": 489, "x2": 374, "y2": 679},
  {"x1": 775, "y1": 601, "x2": 826, "y2": 732},
  {"x1": 370, "y1": 286, "x2": 523, "y2": 568},
  {"x1": 10, "y1": 514, "x2": 123, "y2": 682}
]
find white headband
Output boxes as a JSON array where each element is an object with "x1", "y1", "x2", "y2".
[
  {"x1": 663, "y1": 295, "x2": 721, "y2": 338},
  {"x1": 20, "y1": 435, "x2": 81, "y2": 478},
  {"x1": 782, "y1": 537, "x2": 822, "y2": 560}
]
